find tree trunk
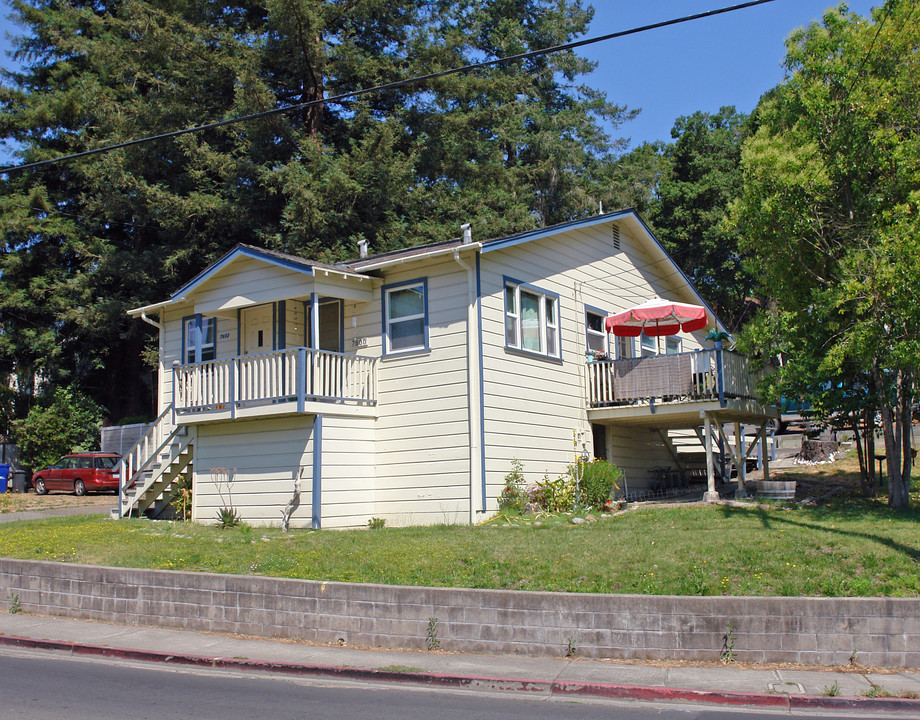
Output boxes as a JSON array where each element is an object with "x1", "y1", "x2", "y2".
[
  {"x1": 865, "y1": 405, "x2": 876, "y2": 488},
  {"x1": 851, "y1": 413, "x2": 875, "y2": 497}
]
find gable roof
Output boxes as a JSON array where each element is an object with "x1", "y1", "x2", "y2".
[
  {"x1": 170, "y1": 244, "x2": 368, "y2": 302},
  {"x1": 340, "y1": 209, "x2": 722, "y2": 331},
  {"x1": 130, "y1": 210, "x2": 723, "y2": 333}
]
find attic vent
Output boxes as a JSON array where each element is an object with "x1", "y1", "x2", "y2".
[{"x1": 611, "y1": 224, "x2": 621, "y2": 251}]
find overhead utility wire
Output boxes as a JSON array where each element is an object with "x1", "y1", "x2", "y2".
[{"x1": 0, "y1": 0, "x2": 779, "y2": 174}]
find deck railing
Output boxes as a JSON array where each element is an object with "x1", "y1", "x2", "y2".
[
  {"x1": 585, "y1": 348, "x2": 758, "y2": 407},
  {"x1": 174, "y1": 347, "x2": 377, "y2": 416}
]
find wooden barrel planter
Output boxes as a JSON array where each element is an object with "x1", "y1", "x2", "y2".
[{"x1": 756, "y1": 480, "x2": 796, "y2": 500}]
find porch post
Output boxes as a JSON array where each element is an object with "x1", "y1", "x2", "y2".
[
  {"x1": 715, "y1": 341, "x2": 725, "y2": 407},
  {"x1": 297, "y1": 347, "x2": 306, "y2": 413},
  {"x1": 702, "y1": 412, "x2": 719, "y2": 502},
  {"x1": 735, "y1": 421, "x2": 748, "y2": 498},
  {"x1": 312, "y1": 413, "x2": 323, "y2": 529}
]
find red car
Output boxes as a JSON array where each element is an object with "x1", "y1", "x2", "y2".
[{"x1": 31, "y1": 452, "x2": 121, "y2": 496}]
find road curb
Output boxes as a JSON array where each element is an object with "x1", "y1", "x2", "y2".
[{"x1": 2, "y1": 633, "x2": 919, "y2": 714}]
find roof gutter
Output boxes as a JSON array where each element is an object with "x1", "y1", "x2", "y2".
[
  {"x1": 127, "y1": 299, "x2": 173, "y2": 328},
  {"x1": 347, "y1": 242, "x2": 483, "y2": 272}
]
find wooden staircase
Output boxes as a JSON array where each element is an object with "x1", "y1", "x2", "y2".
[{"x1": 118, "y1": 406, "x2": 194, "y2": 519}]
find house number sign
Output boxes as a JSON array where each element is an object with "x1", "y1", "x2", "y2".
[{"x1": 352, "y1": 337, "x2": 368, "y2": 348}]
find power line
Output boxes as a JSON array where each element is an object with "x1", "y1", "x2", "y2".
[{"x1": 0, "y1": 0, "x2": 779, "y2": 175}]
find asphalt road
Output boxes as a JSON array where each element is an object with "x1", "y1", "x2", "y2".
[{"x1": 0, "y1": 647, "x2": 895, "y2": 720}]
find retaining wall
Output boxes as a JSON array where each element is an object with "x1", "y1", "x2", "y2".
[{"x1": 1, "y1": 558, "x2": 917, "y2": 667}]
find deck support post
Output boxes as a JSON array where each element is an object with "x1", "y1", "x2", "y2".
[
  {"x1": 702, "y1": 412, "x2": 720, "y2": 502},
  {"x1": 735, "y1": 421, "x2": 748, "y2": 498},
  {"x1": 761, "y1": 424, "x2": 770, "y2": 483}
]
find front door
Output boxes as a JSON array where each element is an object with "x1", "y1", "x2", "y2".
[
  {"x1": 241, "y1": 305, "x2": 274, "y2": 355},
  {"x1": 316, "y1": 301, "x2": 342, "y2": 353}
]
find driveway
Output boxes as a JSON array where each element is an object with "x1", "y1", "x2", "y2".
[{"x1": 0, "y1": 492, "x2": 115, "y2": 523}]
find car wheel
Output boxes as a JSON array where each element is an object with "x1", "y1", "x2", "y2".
[
  {"x1": 34, "y1": 478, "x2": 47, "y2": 495},
  {"x1": 74, "y1": 479, "x2": 86, "y2": 496}
]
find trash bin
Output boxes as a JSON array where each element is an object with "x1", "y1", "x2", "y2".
[
  {"x1": 0, "y1": 464, "x2": 9, "y2": 494},
  {"x1": 12, "y1": 470, "x2": 27, "y2": 494}
]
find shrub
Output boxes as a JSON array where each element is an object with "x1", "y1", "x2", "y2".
[
  {"x1": 12, "y1": 387, "x2": 104, "y2": 470},
  {"x1": 531, "y1": 473, "x2": 574, "y2": 512},
  {"x1": 576, "y1": 459, "x2": 622, "y2": 509},
  {"x1": 498, "y1": 459, "x2": 527, "y2": 513}
]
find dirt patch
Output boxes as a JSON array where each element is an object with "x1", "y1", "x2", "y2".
[{"x1": 0, "y1": 491, "x2": 116, "y2": 514}]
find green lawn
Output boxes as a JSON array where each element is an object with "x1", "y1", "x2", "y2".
[{"x1": 1, "y1": 453, "x2": 918, "y2": 597}]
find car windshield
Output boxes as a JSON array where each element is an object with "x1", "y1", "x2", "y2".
[{"x1": 95, "y1": 456, "x2": 119, "y2": 469}]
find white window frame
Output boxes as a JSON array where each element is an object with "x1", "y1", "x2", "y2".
[
  {"x1": 382, "y1": 278, "x2": 428, "y2": 355},
  {"x1": 615, "y1": 335, "x2": 633, "y2": 360},
  {"x1": 585, "y1": 307, "x2": 608, "y2": 356},
  {"x1": 504, "y1": 278, "x2": 561, "y2": 360},
  {"x1": 184, "y1": 315, "x2": 216, "y2": 364},
  {"x1": 640, "y1": 333, "x2": 657, "y2": 357},
  {"x1": 666, "y1": 336, "x2": 682, "y2": 355}
]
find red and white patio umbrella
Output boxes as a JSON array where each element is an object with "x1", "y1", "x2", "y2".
[{"x1": 605, "y1": 297, "x2": 710, "y2": 337}]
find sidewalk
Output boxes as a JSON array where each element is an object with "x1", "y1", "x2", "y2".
[{"x1": 1, "y1": 613, "x2": 918, "y2": 714}]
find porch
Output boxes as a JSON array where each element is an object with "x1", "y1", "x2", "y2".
[
  {"x1": 585, "y1": 350, "x2": 778, "y2": 501},
  {"x1": 173, "y1": 347, "x2": 378, "y2": 423}
]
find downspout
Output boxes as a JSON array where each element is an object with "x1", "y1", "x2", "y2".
[
  {"x1": 454, "y1": 230, "x2": 483, "y2": 522},
  {"x1": 139, "y1": 311, "x2": 161, "y2": 330}
]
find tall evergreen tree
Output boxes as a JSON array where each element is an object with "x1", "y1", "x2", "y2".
[
  {"x1": 652, "y1": 107, "x2": 752, "y2": 330},
  {"x1": 0, "y1": 0, "x2": 636, "y2": 422}
]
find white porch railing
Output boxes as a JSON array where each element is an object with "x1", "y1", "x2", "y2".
[
  {"x1": 173, "y1": 347, "x2": 377, "y2": 415},
  {"x1": 585, "y1": 349, "x2": 758, "y2": 408},
  {"x1": 117, "y1": 404, "x2": 175, "y2": 497}
]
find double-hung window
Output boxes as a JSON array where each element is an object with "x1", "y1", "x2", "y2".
[
  {"x1": 184, "y1": 315, "x2": 216, "y2": 364},
  {"x1": 504, "y1": 279, "x2": 560, "y2": 359},
  {"x1": 585, "y1": 308, "x2": 607, "y2": 355},
  {"x1": 383, "y1": 279, "x2": 428, "y2": 354},
  {"x1": 640, "y1": 333, "x2": 657, "y2": 357}
]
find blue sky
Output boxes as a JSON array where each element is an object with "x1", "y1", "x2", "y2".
[
  {"x1": 582, "y1": 0, "x2": 879, "y2": 146},
  {"x1": 0, "y1": 0, "x2": 880, "y2": 161}
]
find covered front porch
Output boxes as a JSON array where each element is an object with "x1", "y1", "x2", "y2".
[
  {"x1": 585, "y1": 350, "x2": 779, "y2": 501},
  {"x1": 173, "y1": 347, "x2": 377, "y2": 423}
]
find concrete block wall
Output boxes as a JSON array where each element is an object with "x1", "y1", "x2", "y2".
[{"x1": 1, "y1": 558, "x2": 917, "y2": 667}]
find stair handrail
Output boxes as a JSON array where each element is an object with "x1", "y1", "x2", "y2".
[
  {"x1": 118, "y1": 405, "x2": 175, "y2": 510},
  {"x1": 125, "y1": 428, "x2": 194, "y2": 518}
]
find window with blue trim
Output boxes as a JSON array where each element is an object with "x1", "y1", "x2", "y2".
[
  {"x1": 383, "y1": 279, "x2": 428, "y2": 354},
  {"x1": 184, "y1": 315, "x2": 216, "y2": 364},
  {"x1": 504, "y1": 280, "x2": 559, "y2": 359},
  {"x1": 585, "y1": 309, "x2": 607, "y2": 354}
]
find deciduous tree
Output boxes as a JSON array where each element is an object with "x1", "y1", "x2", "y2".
[{"x1": 733, "y1": 0, "x2": 920, "y2": 507}]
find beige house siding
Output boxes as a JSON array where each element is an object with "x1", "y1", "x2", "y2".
[
  {"x1": 189, "y1": 256, "x2": 311, "y2": 313},
  {"x1": 371, "y1": 256, "x2": 473, "y2": 526},
  {"x1": 478, "y1": 220, "x2": 709, "y2": 510},
  {"x1": 320, "y1": 413, "x2": 377, "y2": 529},
  {"x1": 193, "y1": 417, "x2": 314, "y2": 527}
]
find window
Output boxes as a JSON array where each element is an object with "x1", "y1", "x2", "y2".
[
  {"x1": 615, "y1": 335, "x2": 633, "y2": 360},
  {"x1": 666, "y1": 336, "x2": 681, "y2": 355},
  {"x1": 504, "y1": 279, "x2": 560, "y2": 359},
  {"x1": 383, "y1": 279, "x2": 428, "y2": 354},
  {"x1": 184, "y1": 315, "x2": 216, "y2": 364},
  {"x1": 585, "y1": 309, "x2": 607, "y2": 355},
  {"x1": 640, "y1": 333, "x2": 657, "y2": 357}
]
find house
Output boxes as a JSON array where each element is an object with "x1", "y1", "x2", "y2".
[{"x1": 121, "y1": 209, "x2": 777, "y2": 528}]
